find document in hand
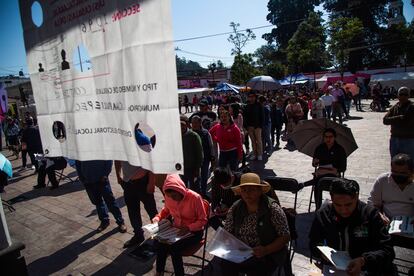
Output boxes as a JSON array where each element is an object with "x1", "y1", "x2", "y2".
[
  {"x1": 207, "y1": 227, "x2": 253, "y2": 263},
  {"x1": 389, "y1": 216, "x2": 414, "y2": 235},
  {"x1": 142, "y1": 220, "x2": 193, "y2": 244},
  {"x1": 317, "y1": 246, "x2": 352, "y2": 271}
]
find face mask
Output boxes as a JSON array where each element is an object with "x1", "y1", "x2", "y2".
[{"x1": 391, "y1": 173, "x2": 410, "y2": 184}]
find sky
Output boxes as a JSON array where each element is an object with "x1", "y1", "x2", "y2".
[{"x1": 0, "y1": 0, "x2": 413, "y2": 76}]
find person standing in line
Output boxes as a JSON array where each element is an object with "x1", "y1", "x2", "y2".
[
  {"x1": 115, "y1": 161, "x2": 158, "y2": 248},
  {"x1": 20, "y1": 117, "x2": 42, "y2": 171},
  {"x1": 270, "y1": 98, "x2": 285, "y2": 149},
  {"x1": 331, "y1": 83, "x2": 344, "y2": 124},
  {"x1": 383, "y1": 86, "x2": 414, "y2": 161},
  {"x1": 75, "y1": 160, "x2": 127, "y2": 233},
  {"x1": 244, "y1": 92, "x2": 264, "y2": 161},
  {"x1": 321, "y1": 87, "x2": 334, "y2": 119},
  {"x1": 311, "y1": 92, "x2": 325, "y2": 119},
  {"x1": 180, "y1": 115, "x2": 203, "y2": 193},
  {"x1": 191, "y1": 115, "x2": 214, "y2": 198},
  {"x1": 259, "y1": 95, "x2": 272, "y2": 155}
]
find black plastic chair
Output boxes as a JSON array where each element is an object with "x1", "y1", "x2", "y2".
[
  {"x1": 265, "y1": 176, "x2": 304, "y2": 212},
  {"x1": 265, "y1": 176, "x2": 303, "y2": 265},
  {"x1": 308, "y1": 172, "x2": 345, "y2": 212}
]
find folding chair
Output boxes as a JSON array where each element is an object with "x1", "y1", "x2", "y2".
[
  {"x1": 308, "y1": 172, "x2": 345, "y2": 212},
  {"x1": 180, "y1": 199, "x2": 210, "y2": 276},
  {"x1": 54, "y1": 169, "x2": 77, "y2": 184},
  {"x1": 265, "y1": 177, "x2": 303, "y2": 263}
]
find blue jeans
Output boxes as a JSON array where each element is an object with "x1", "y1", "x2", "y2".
[
  {"x1": 83, "y1": 178, "x2": 124, "y2": 225},
  {"x1": 390, "y1": 137, "x2": 414, "y2": 161},
  {"x1": 323, "y1": 106, "x2": 332, "y2": 119},
  {"x1": 219, "y1": 149, "x2": 238, "y2": 171},
  {"x1": 262, "y1": 123, "x2": 272, "y2": 152},
  {"x1": 200, "y1": 159, "x2": 210, "y2": 196}
]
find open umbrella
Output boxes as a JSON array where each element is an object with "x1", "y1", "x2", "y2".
[
  {"x1": 290, "y1": 118, "x2": 358, "y2": 158},
  {"x1": 247, "y1": 76, "x2": 280, "y2": 91},
  {"x1": 0, "y1": 153, "x2": 12, "y2": 177}
]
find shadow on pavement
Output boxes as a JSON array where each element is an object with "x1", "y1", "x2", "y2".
[{"x1": 27, "y1": 228, "x2": 118, "y2": 275}]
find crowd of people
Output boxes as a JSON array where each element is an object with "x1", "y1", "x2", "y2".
[{"x1": 1, "y1": 82, "x2": 413, "y2": 276}]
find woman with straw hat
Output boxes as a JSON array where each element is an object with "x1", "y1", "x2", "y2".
[{"x1": 222, "y1": 173, "x2": 291, "y2": 275}]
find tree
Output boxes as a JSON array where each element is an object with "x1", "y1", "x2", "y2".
[
  {"x1": 227, "y1": 22, "x2": 256, "y2": 56},
  {"x1": 328, "y1": 17, "x2": 363, "y2": 75},
  {"x1": 254, "y1": 44, "x2": 286, "y2": 79},
  {"x1": 230, "y1": 54, "x2": 260, "y2": 85},
  {"x1": 216, "y1": 60, "x2": 225, "y2": 69},
  {"x1": 263, "y1": 0, "x2": 321, "y2": 49},
  {"x1": 323, "y1": 0, "x2": 391, "y2": 70},
  {"x1": 175, "y1": 56, "x2": 205, "y2": 77},
  {"x1": 286, "y1": 11, "x2": 329, "y2": 74}
]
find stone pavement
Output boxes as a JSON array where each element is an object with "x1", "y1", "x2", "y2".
[{"x1": 1, "y1": 100, "x2": 413, "y2": 275}]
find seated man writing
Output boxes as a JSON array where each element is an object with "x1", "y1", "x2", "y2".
[
  {"x1": 304, "y1": 128, "x2": 347, "y2": 209},
  {"x1": 309, "y1": 178, "x2": 395, "y2": 276},
  {"x1": 368, "y1": 153, "x2": 414, "y2": 224}
]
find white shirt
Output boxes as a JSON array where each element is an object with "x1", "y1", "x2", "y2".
[
  {"x1": 368, "y1": 172, "x2": 414, "y2": 218},
  {"x1": 321, "y1": 94, "x2": 334, "y2": 107}
]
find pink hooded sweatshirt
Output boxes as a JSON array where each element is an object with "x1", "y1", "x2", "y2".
[{"x1": 153, "y1": 174, "x2": 208, "y2": 232}]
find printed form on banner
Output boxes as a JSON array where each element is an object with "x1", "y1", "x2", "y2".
[{"x1": 19, "y1": 0, "x2": 183, "y2": 173}]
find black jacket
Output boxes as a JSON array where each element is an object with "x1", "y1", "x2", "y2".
[
  {"x1": 21, "y1": 126, "x2": 43, "y2": 153},
  {"x1": 243, "y1": 102, "x2": 264, "y2": 128},
  {"x1": 309, "y1": 201, "x2": 395, "y2": 275}
]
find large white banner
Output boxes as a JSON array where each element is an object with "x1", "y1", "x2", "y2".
[{"x1": 19, "y1": 0, "x2": 183, "y2": 173}]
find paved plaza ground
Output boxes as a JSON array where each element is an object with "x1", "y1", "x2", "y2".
[{"x1": 1, "y1": 100, "x2": 413, "y2": 275}]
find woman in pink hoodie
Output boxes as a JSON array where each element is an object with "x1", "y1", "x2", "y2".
[{"x1": 153, "y1": 174, "x2": 208, "y2": 276}]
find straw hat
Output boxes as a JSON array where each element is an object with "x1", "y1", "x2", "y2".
[{"x1": 231, "y1": 173, "x2": 271, "y2": 195}]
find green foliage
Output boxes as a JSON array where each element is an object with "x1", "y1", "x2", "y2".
[
  {"x1": 254, "y1": 44, "x2": 286, "y2": 79},
  {"x1": 230, "y1": 54, "x2": 260, "y2": 85},
  {"x1": 263, "y1": 0, "x2": 320, "y2": 49},
  {"x1": 176, "y1": 56, "x2": 205, "y2": 77},
  {"x1": 216, "y1": 60, "x2": 225, "y2": 69},
  {"x1": 328, "y1": 17, "x2": 363, "y2": 73},
  {"x1": 286, "y1": 12, "x2": 329, "y2": 73},
  {"x1": 227, "y1": 22, "x2": 256, "y2": 56}
]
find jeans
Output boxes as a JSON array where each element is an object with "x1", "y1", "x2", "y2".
[
  {"x1": 121, "y1": 175, "x2": 158, "y2": 237},
  {"x1": 83, "y1": 178, "x2": 124, "y2": 225},
  {"x1": 353, "y1": 95, "x2": 362, "y2": 111},
  {"x1": 156, "y1": 231, "x2": 203, "y2": 276},
  {"x1": 390, "y1": 137, "x2": 414, "y2": 161},
  {"x1": 200, "y1": 159, "x2": 210, "y2": 196},
  {"x1": 323, "y1": 106, "x2": 332, "y2": 119},
  {"x1": 22, "y1": 150, "x2": 36, "y2": 168},
  {"x1": 344, "y1": 100, "x2": 352, "y2": 116},
  {"x1": 332, "y1": 102, "x2": 343, "y2": 124},
  {"x1": 262, "y1": 123, "x2": 272, "y2": 152},
  {"x1": 219, "y1": 149, "x2": 238, "y2": 171}
]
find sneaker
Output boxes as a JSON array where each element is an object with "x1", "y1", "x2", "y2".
[
  {"x1": 257, "y1": 155, "x2": 263, "y2": 161},
  {"x1": 248, "y1": 154, "x2": 256, "y2": 161},
  {"x1": 29, "y1": 165, "x2": 36, "y2": 170},
  {"x1": 33, "y1": 184, "x2": 46, "y2": 189},
  {"x1": 124, "y1": 235, "x2": 145, "y2": 248},
  {"x1": 118, "y1": 223, "x2": 127, "y2": 233},
  {"x1": 97, "y1": 221, "x2": 110, "y2": 232}
]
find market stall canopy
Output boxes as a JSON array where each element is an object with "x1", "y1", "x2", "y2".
[
  {"x1": 214, "y1": 82, "x2": 241, "y2": 93},
  {"x1": 280, "y1": 74, "x2": 310, "y2": 85},
  {"x1": 369, "y1": 72, "x2": 414, "y2": 89},
  {"x1": 247, "y1": 76, "x2": 281, "y2": 91}
]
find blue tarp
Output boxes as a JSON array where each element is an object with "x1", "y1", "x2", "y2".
[
  {"x1": 214, "y1": 82, "x2": 241, "y2": 93},
  {"x1": 280, "y1": 74, "x2": 310, "y2": 85}
]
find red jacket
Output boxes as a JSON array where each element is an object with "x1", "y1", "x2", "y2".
[
  {"x1": 209, "y1": 123, "x2": 243, "y2": 159},
  {"x1": 153, "y1": 174, "x2": 208, "y2": 232}
]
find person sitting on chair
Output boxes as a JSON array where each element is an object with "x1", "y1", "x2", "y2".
[
  {"x1": 34, "y1": 156, "x2": 67, "y2": 190},
  {"x1": 152, "y1": 174, "x2": 208, "y2": 276},
  {"x1": 304, "y1": 128, "x2": 347, "y2": 209},
  {"x1": 368, "y1": 153, "x2": 414, "y2": 224},
  {"x1": 221, "y1": 173, "x2": 290, "y2": 276},
  {"x1": 309, "y1": 178, "x2": 395, "y2": 276}
]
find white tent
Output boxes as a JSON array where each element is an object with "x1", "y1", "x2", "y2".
[{"x1": 369, "y1": 72, "x2": 414, "y2": 89}]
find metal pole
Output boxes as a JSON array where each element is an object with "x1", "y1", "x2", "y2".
[{"x1": 0, "y1": 196, "x2": 12, "y2": 250}]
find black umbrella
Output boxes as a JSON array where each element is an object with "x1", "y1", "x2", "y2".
[{"x1": 290, "y1": 118, "x2": 358, "y2": 158}]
